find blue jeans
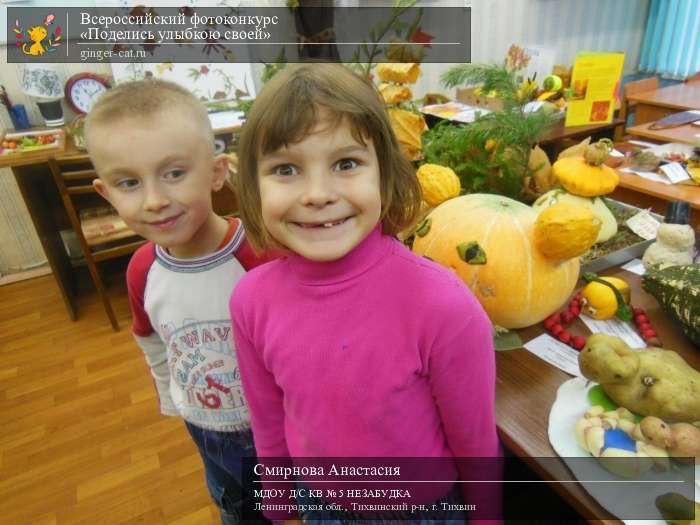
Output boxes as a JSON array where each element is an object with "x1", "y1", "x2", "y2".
[{"x1": 185, "y1": 422, "x2": 268, "y2": 525}]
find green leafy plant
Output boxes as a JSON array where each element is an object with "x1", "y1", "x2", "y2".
[
  {"x1": 422, "y1": 108, "x2": 556, "y2": 201},
  {"x1": 421, "y1": 63, "x2": 557, "y2": 201},
  {"x1": 348, "y1": 0, "x2": 423, "y2": 78}
]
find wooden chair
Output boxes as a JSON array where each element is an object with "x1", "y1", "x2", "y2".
[
  {"x1": 47, "y1": 143, "x2": 239, "y2": 331},
  {"x1": 614, "y1": 76, "x2": 660, "y2": 141},
  {"x1": 48, "y1": 156, "x2": 145, "y2": 331}
]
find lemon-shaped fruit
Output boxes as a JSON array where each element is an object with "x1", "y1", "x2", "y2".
[{"x1": 581, "y1": 277, "x2": 631, "y2": 320}]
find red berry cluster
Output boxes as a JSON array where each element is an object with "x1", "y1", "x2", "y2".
[
  {"x1": 543, "y1": 292, "x2": 587, "y2": 350},
  {"x1": 631, "y1": 306, "x2": 661, "y2": 346},
  {"x1": 542, "y1": 293, "x2": 661, "y2": 351}
]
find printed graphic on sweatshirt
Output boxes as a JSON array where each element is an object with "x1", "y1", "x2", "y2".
[{"x1": 165, "y1": 319, "x2": 250, "y2": 432}]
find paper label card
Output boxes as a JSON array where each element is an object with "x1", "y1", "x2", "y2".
[
  {"x1": 659, "y1": 162, "x2": 691, "y2": 184},
  {"x1": 620, "y1": 167, "x2": 672, "y2": 185},
  {"x1": 625, "y1": 210, "x2": 661, "y2": 240},
  {"x1": 524, "y1": 334, "x2": 582, "y2": 377},
  {"x1": 621, "y1": 258, "x2": 646, "y2": 276},
  {"x1": 579, "y1": 316, "x2": 646, "y2": 349}
]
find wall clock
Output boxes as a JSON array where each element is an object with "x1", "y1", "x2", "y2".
[{"x1": 64, "y1": 73, "x2": 111, "y2": 115}]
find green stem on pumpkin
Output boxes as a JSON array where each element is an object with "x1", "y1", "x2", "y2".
[{"x1": 582, "y1": 272, "x2": 633, "y2": 321}]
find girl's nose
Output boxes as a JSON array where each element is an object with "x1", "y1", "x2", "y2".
[{"x1": 300, "y1": 171, "x2": 338, "y2": 208}]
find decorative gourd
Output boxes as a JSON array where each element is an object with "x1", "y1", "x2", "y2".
[
  {"x1": 532, "y1": 189, "x2": 617, "y2": 243},
  {"x1": 581, "y1": 276, "x2": 631, "y2": 320},
  {"x1": 528, "y1": 144, "x2": 555, "y2": 194},
  {"x1": 416, "y1": 164, "x2": 461, "y2": 206},
  {"x1": 534, "y1": 203, "x2": 601, "y2": 259},
  {"x1": 642, "y1": 224, "x2": 695, "y2": 269},
  {"x1": 553, "y1": 140, "x2": 620, "y2": 197},
  {"x1": 412, "y1": 194, "x2": 579, "y2": 329},
  {"x1": 642, "y1": 264, "x2": 700, "y2": 346},
  {"x1": 557, "y1": 136, "x2": 591, "y2": 160}
]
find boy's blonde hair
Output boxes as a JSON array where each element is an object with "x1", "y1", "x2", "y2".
[
  {"x1": 237, "y1": 63, "x2": 423, "y2": 250},
  {"x1": 84, "y1": 78, "x2": 214, "y2": 155}
]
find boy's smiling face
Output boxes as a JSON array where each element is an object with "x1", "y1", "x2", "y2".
[
  {"x1": 257, "y1": 109, "x2": 382, "y2": 262},
  {"x1": 90, "y1": 111, "x2": 228, "y2": 258}
]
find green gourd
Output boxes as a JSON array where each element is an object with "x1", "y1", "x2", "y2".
[{"x1": 642, "y1": 264, "x2": 700, "y2": 347}]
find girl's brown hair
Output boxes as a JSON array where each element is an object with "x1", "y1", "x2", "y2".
[{"x1": 236, "y1": 63, "x2": 423, "y2": 250}]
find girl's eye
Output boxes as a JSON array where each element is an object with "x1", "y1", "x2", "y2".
[
  {"x1": 334, "y1": 158, "x2": 359, "y2": 171},
  {"x1": 273, "y1": 164, "x2": 298, "y2": 177},
  {"x1": 116, "y1": 178, "x2": 140, "y2": 190},
  {"x1": 164, "y1": 169, "x2": 186, "y2": 180}
]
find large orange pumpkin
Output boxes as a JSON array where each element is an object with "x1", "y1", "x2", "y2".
[{"x1": 412, "y1": 193, "x2": 579, "y2": 329}]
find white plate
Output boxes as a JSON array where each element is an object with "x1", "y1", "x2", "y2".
[{"x1": 548, "y1": 377, "x2": 699, "y2": 525}]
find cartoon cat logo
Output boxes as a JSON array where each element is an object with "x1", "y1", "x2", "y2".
[{"x1": 14, "y1": 14, "x2": 62, "y2": 56}]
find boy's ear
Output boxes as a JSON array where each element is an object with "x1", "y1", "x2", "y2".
[
  {"x1": 211, "y1": 153, "x2": 229, "y2": 192},
  {"x1": 93, "y1": 178, "x2": 112, "y2": 204}
]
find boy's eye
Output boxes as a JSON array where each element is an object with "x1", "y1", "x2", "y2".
[
  {"x1": 164, "y1": 169, "x2": 186, "y2": 180},
  {"x1": 334, "y1": 158, "x2": 359, "y2": 171},
  {"x1": 116, "y1": 178, "x2": 140, "y2": 190},
  {"x1": 273, "y1": 164, "x2": 298, "y2": 177}
]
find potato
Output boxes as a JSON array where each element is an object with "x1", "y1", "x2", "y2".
[
  {"x1": 639, "y1": 416, "x2": 674, "y2": 449},
  {"x1": 579, "y1": 334, "x2": 700, "y2": 422},
  {"x1": 668, "y1": 423, "x2": 700, "y2": 464}
]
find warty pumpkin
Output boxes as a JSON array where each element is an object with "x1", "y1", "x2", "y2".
[
  {"x1": 532, "y1": 189, "x2": 618, "y2": 243},
  {"x1": 534, "y1": 202, "x2": 601, "y2": 259},
  {"x1": 416, "y1": 164, "x2": 461, "y2": 206},
  {"x1": 412, "y1": 193, "x2": 580, "y2": 329}
]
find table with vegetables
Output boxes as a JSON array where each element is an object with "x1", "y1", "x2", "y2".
[
  {"x1": 373, "y1": 59, "x2": 699, "y2": 523},
  {"x1": 403, "y1": 129, "x2": 699, "y2": 523}
]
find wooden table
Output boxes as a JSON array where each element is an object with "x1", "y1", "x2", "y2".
[
  {"x1": 606, "y1": 142, "x2": 700, "y2": 227},
  {"x1": 501, "y1": 268, "x2": 699, "y2": 523},
  {"x1": 626, "y1": 82, "x2": 700, "y2": 124},
  {"x1": 611, "y1": 171, "x2": 700, "y2": 228},
  {"x1": 539, "y1": 118, "x2": 625, "y2": 148},
  {"x1": 626, "y1": 120, "x2": 700, "y2": 145}
]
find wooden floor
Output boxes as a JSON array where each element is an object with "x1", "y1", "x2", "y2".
[{"x1": 0, "y1": 272, "x2": 219, "y2": 525}]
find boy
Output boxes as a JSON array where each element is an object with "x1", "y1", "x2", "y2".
[{"x1": 85, "y1": 79, "x2": 271, "y2": 525}]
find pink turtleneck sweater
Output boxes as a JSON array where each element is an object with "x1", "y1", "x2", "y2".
[{"x1": 230, "y1": 225, "x2": 500, "y2": 521}]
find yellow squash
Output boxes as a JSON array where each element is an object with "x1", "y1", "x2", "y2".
[
  {"x1": 416, "y1": 164, "x2": 461, "y2": 206},
  {"x1": 534, "y1": 202, "x2": 601, "y2": 259},
  {"x1": 553, "y1": 140, "x2": 620, "y2": 197}
]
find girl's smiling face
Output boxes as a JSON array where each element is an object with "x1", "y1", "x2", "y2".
[{"x1": 257, "y1": 110, "x2": 382, "y2": 262}]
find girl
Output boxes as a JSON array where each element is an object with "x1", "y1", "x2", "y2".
[{"x1": 230, "y1": 64, "x2": 501, "y2": 524}]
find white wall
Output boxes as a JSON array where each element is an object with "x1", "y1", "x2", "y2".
[{"x1": 413, "y1": 0, "x2": 650, "y2": 99}]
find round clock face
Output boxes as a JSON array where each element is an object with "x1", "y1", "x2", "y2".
[{"x1": 65, "y1": 74, "x2": 110, "y2": 115}]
